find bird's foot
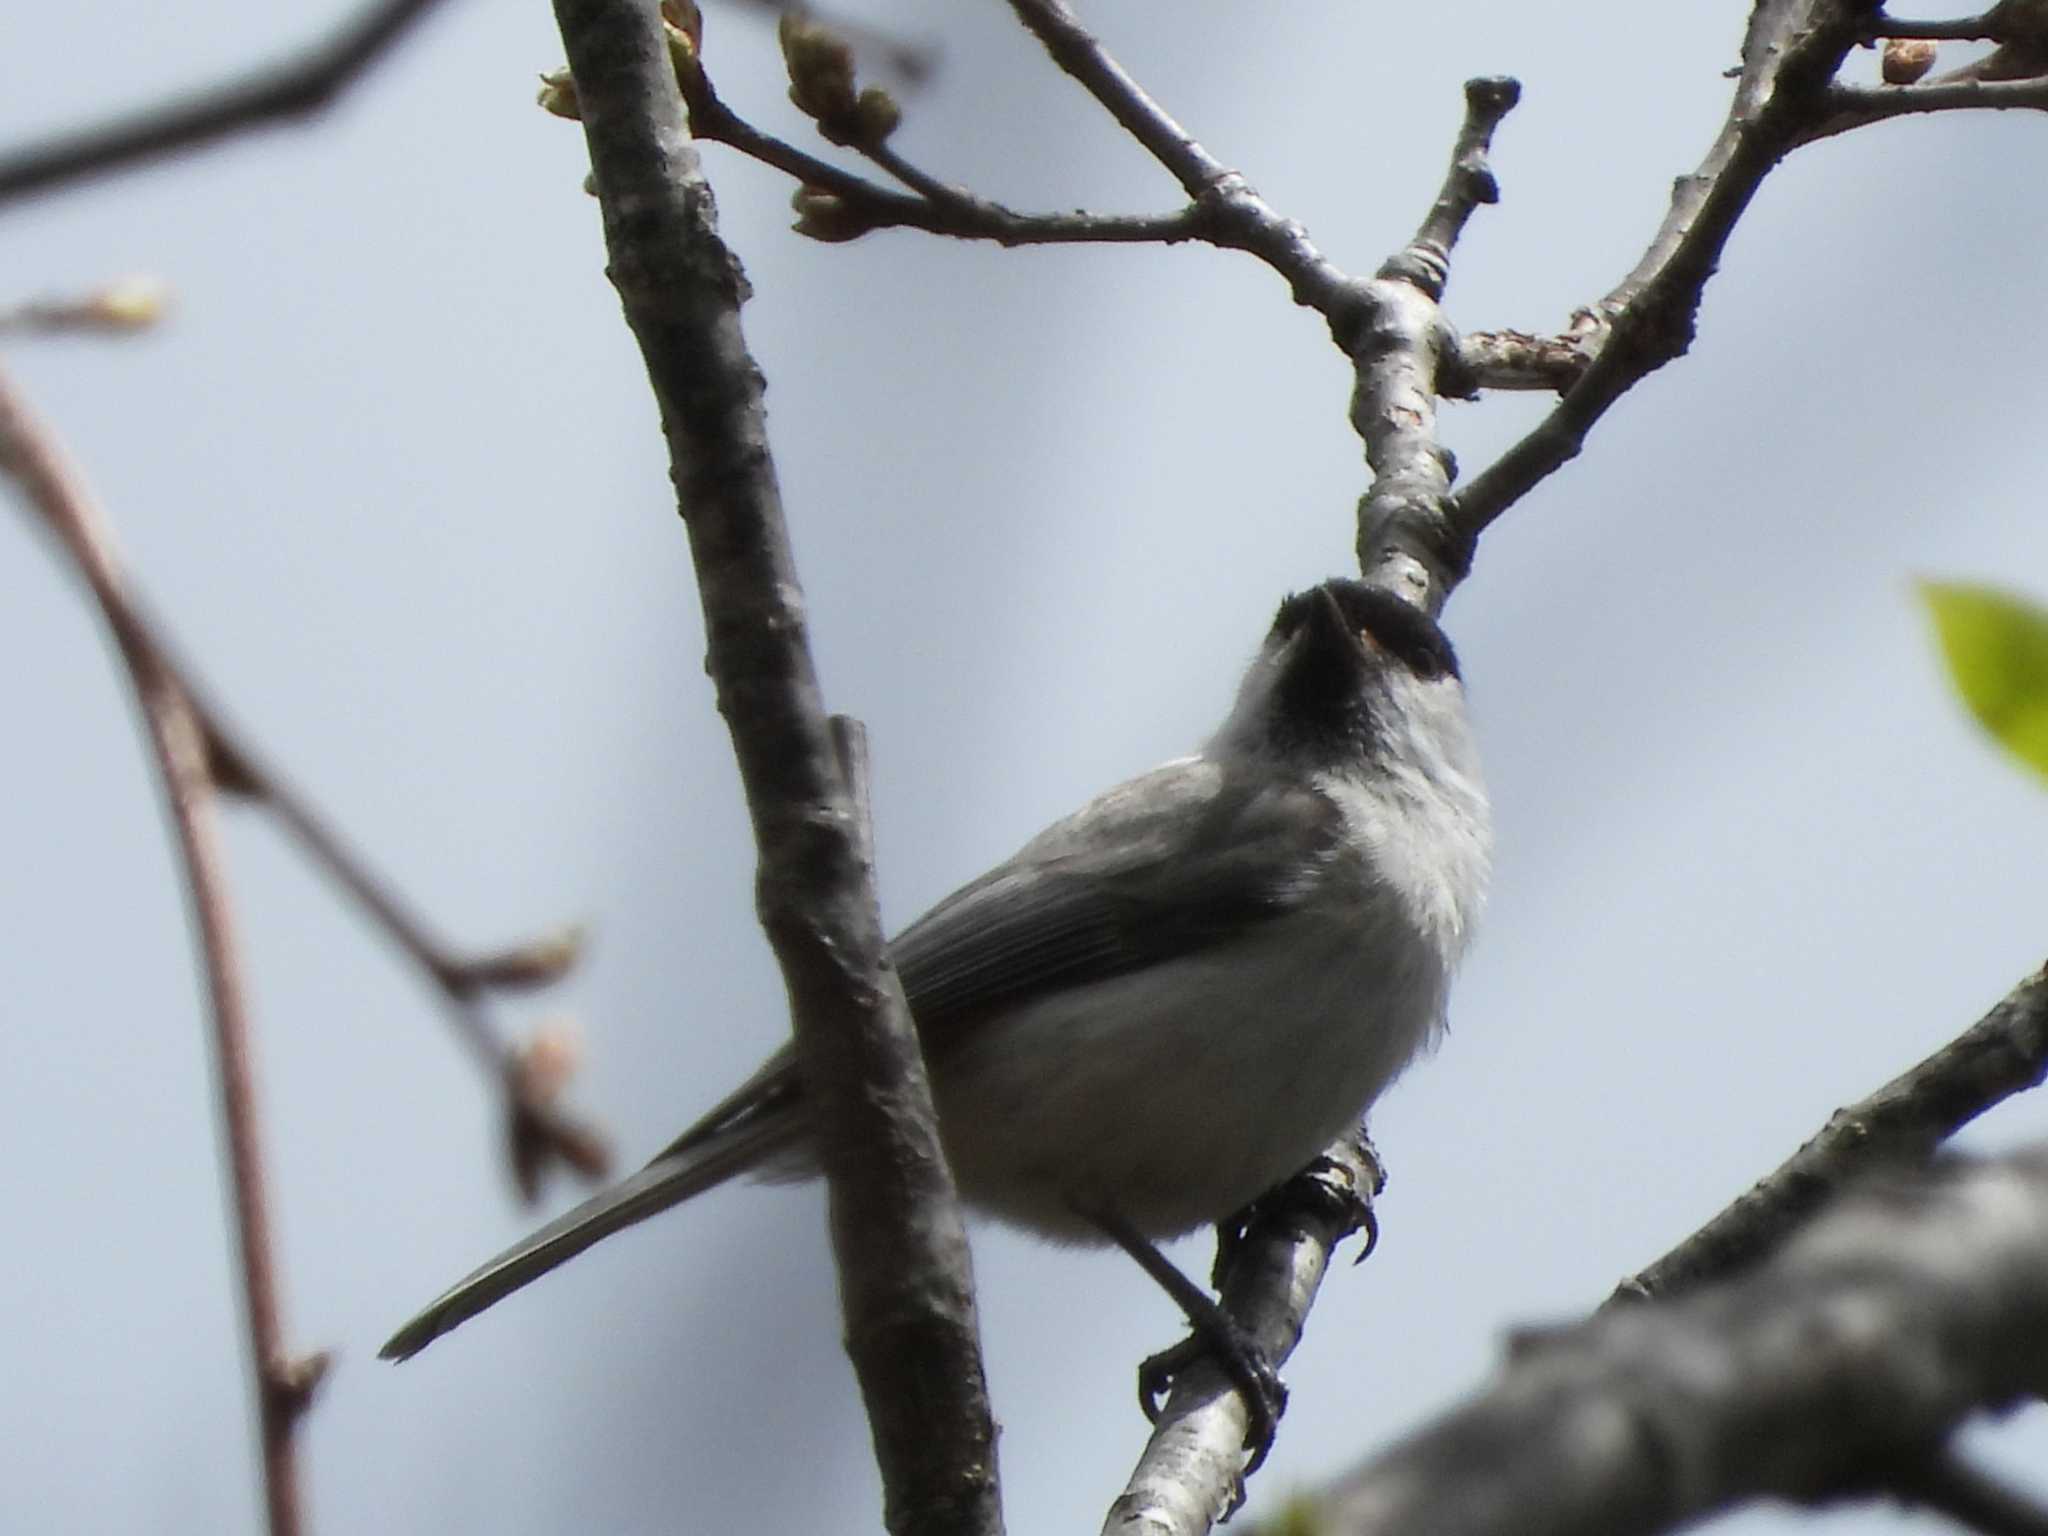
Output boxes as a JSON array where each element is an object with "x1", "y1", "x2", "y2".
[{"x1": 1136, "y1": 1313, "x2": 1288, "y2": 1474}]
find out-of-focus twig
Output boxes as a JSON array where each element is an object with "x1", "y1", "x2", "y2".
[
  {"x1": 196, "y1": 684, "x2": 609, "y2": 1201},
  {"x1": 0, "y1": 357, "x2": 320, "y2": 1536},
  {"x1": 1894, "y1": 1447, "x2": 2048, "y2": 1536},
  {"x1": 0, "y1": 278, "x2": 172, "y2": 335},
  {"x1": 1294, "y1": 1149, "x2": 2048, "y2": 1536},
  {"x1": 2, "y1": 295, "x2": 606, "y2": 1199},
  {"x1": 0, "y1": 0, "x2": 452, "y2": 206}
]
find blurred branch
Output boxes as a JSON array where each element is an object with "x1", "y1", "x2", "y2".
[
  {"x1": 1294, "y1": 1150, "x2": 2048, "y2": 1536},
  {"x1": 1105, "y1": 1134, "x2": 1382, "y2": 1536},
  {"x1": 0, "y1": 278, "x2": 173, "y2": 335},
  {"x1": 0, "y1": 0, "x2": 451, "y2": 206},
  {"x1": 1866, "y1": 11, "x2": 2006, "y2": 41},
  {"x1": 1894, "y1": 1448, "x2": 2048, "y2": 1536},
  {"x1": 545, "y1": 4, "x2": 1004, "y2": 1535},
  {"x1": 0, "y1": 291, "x2": 605, "y2": 1199},
  {"x1": 0, "y1": 358, "x2": 320, "y2": 1536},
  {"x1": 1615, "y1": 959, "x2": 2048, "y2": 1303},
  {"x1": 196, "y1": 691, "x2": 609, "y2": 1201}
]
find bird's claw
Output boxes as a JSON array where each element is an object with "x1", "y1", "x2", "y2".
[{"x1": 1135, "y1": 1322, "x2": 1288, "y2": 1473}]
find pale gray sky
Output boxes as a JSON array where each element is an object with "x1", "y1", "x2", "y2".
[{"x1": 4, "y1": 2, "x2": 2045, "y2": 1532}]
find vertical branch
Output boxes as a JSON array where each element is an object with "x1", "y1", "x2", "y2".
[
  {"x1": 0, "y1": 361, "x2": 321, "y2": 1536},
  {"x1": 546, "y1": 4, "x2": 1003, "y2": 1534},
  {"x1": 1352, "y1": 77, "x2": 1519, "y2": 612}
]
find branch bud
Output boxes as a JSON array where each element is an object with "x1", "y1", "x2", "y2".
[
  {"x1": 852, "y1": 86, "x2": 902, "y2": 146},
  {"x1": 779, "y1": 12, "x2": 859, "y2": 127},
  {"x1": 79, "y1": 276, "x2": 170, "y2": 332},
  {"x1": 1882, "y1": 37, "x2": 1938, "y2": 84},
  {"x1": 536, "y1": 66, "x2": 581, "y2": 120},
  {"x1": 790, "y1": 185, "x2": 876, "y2": 243}
]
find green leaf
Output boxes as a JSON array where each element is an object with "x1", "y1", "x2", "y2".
[{"x1": 1921, "y1": 580, "x2": 2048, "y2": 783}]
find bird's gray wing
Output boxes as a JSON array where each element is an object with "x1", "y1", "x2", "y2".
[
  {"x1": 382, "y1": 758, "x2": 1341, "y2": 1361},
  {"x1": 650, "y1": 762, "x2": 1339, "y2": 1155},
  {"x1": 891, "y1": 758, "x2": 1345, "y2": 1051}
]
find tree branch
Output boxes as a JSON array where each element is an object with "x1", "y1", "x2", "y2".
[
  {"x1": 1104, "y1": 1135, "x2": 1382, "y2": 1536},
  {"x1": 1894, "y1": 1448, "x2": 2048, "y2": 1536},
  {"x1": 546, "y1": 5, "x2": 1002, "y2": 1535},
  {"x1": 1351, "y1": 77, "x2": 1520, "y2": 612},
  {"x1": 1002, "y1": 0, "x2": 1231, "y2": 198},
  {"x1": 0, "y1": 360, "x2": 322, "y2": 1536},
  {"x1": 1294, "y1": 1149, "x2": 2048, "y2": 1536},
  {"x1": 1451, "y1": 0, "x2": 1874, "y2": 541},
  {"x1": 0, "y1": 0, "x2": 451, "y2": 207},
  {"x1": 0, "y1": 301, "x2": 606, "y2": 1199},
  {"x1": 1614, "y1": 959, "x2": 2048, "y2": 1303},
  {"x1": 1866, "y1": 12, "x2": 2006, "y2": 42},
  {"x1": 1800, "y1": 74, "x2": 2048, "y2": 142},
  {"x1": 194, "y1": 680, "x2": 609, "y2": 1201},
  {"x1": 693, "y1": 82, "x2": 1204, "y2": 247}
]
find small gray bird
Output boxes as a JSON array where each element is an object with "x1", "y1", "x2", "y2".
[{"x1": 383, "y1": 578, "x2": 1489, "y2": 1452}]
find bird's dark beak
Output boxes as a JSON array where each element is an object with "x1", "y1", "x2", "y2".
[{"x1": 1304, "y1": 584, "x2": 1372, "y2": 670}]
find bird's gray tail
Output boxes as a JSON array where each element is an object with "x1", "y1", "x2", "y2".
[{"x1": 380, "y1": 1112, "x2": 801, "y2": 1362}]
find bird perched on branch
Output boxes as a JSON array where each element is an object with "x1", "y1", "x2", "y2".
[{"x1": 384, "y1": 576, "x2": 1489, "y2": 1465}]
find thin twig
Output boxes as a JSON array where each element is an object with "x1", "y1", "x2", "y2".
[
  {"x1": 34, "y1": 582, "x2": 608, "y2": 1201},
  {"x1": 1002, "y1": 0, "x2": 1230, "y2": 197},
  {"x1": 1448, "y1": 0, "x2": 1946, "y2": 543},
  {"x1": 1800, "y1": 74, "x2": 2048, "y2": 141},
  {"x1": 1614, "y1": 960, "x2": 2048, "y2": 1304},
  {"x1": 0, "y1": 359, "x2": 319, "y2": 1536},
  {"x1": 1000, "y1": 0, "x2": 1359, "y2": 311},
  {"x1": 548, "y1": 4, "x2": 1003, "y2": 1534},
  {"x1": 0, "y1": 0, "x2": 451, "y2": 206},
  {"x1": 1866, "y1": 12, "x2": 2005, "y2": 42},
  {"x1": 1300, "y1": 1150, "x2": 2048, "y2": 1536},
  {"x1": 687, "y1": 81, "x2": 1203, "y2": 246},
  {"x1": 0, "y1": 278, "x2": 172, "y2": 335}
]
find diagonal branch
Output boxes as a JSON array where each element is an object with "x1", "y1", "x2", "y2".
[
  {"x1": 0, "y1": 0, "x2": 452, "y2": 206},
  {"x1": 1450, "y1": 0, "x2": 1873, "y2": 542},
  {"x1": 1104, "y1": 1135, "x2": 1381, "y2": 1536},
  {"x1": 546, "y1": 4, "x2": 1003, "y2": 1535},
  {"x1": 1297, "y1": 1149, "x2": 2048, "y2": 1536},
  {"x1": 1002, "y1": 0, "x2": 1231, "y2": 197},
  {"x1": 1613, "y1": 959, "x2": 2048, "y2": 1303}
]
